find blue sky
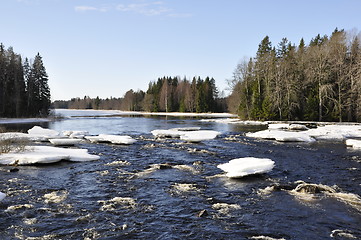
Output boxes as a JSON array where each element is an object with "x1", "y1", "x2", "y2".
[{"x1": 2, "y1": 0, "x2": 361, "y2": 100}]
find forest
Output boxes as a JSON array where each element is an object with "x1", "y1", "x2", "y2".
[
  {"x1": 0, "y1": 44, "x2": 51, "y2": 118},
  {"x1": 227, "y1": 29, "x2": 361, "y2": 122},
  {"x1": 53, "y1": 76, "x2": 227, "y2": 113}
]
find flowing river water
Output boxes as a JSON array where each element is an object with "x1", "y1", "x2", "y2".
[{"x1": 0, "y1": 110, "x2": 361, "y2": 240}]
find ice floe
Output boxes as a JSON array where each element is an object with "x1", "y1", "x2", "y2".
[
  {"x1": 85, "y1": 134, "x2": 136, "y2": 145},
  {"x1": 49, "y1": 138, "x2": 83, "y2": 146},
  {"x1": 345, "y1": 139, "x2": 361, "y2": 149},
  {"x1": 217, "y1": 157, "x2": 275, "y2": 178},
  {"x1": 246, "y1": 130, "x2": 316, "y2": 142},
  {"x1": 0, "y1": 146, "x2": 100, "y2": 165},
  {"x1": 180, "y1": 130, "x2": 221, "y2": 143},
  {"x1": 304, "y1": 124, "x2": 361, "y2": 140},
  {"x1": 28, "y1": 126, "x2": 59, "y2": 139},
  {"x1": 0, "y1": 192, "x2": 6, "y2": 201},
  {"x1": 62, "y1": 130, "x2": 89, "y2": 139},
  {"x1": 247, "y1": 123, "x2": 361, "y2": 143},
  {"x1": 250, "y1": 236, "x2": 286, "y2": 240},
  {"x1": 151, "y1": 128, "x2": 221, "y2": 142}
]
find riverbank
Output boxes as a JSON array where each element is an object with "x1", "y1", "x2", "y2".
[
  {"x1": 54, "y1": 109, "x2": 237, "y2": 118},
  {"x1": 0, "y1": 118, "x2": 51, "y2": 125}
]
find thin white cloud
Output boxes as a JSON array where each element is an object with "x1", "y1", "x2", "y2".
[
  {"x1": 74, "y1": 1, "x2": 191, "y2": 17},
  {"x1": 75, "y1": 5, "x2": 110, "y2": 13},
  {"x1": 116, "y1": 2, "x2": 171, "y2": 16}
]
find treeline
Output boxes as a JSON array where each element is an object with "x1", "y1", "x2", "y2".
[
  {"x1": 53, "y1": 76, "x2": 227, "y2": 112},
  {"x1": 228, "y1": 29, "x2": 361, "y2": 122},
  {"x1": 0, "y1": 44, "x2": 51, "y2": 117}
]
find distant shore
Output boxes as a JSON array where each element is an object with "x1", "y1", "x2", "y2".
[
  {"x1": 0, "y1": 118, "x2": 51, "y2": 125},
  {"x1": 53, "y1": 109, "x2": 238, "y2": 118}
]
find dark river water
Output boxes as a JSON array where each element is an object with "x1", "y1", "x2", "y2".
[{"x1": 1, "y1": 110, "x2": 361, "y2": 240}]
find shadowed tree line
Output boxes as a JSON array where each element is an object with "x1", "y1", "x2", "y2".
[
  {"x1": 53, "y1": 76, "x2": 227, "y2": 113},
  {"x1": 0, "y1": 44, "x2": 51, "y2": 117},
  {"x1": 228, "y1": 29, "x2": 361, "y2": 122}
]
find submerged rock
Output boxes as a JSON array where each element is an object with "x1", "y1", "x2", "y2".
[
  {"x1": 292, "y1": 182, "x2": 336, "y2": 194},
  {"x1": 330, "y1": 229, "x2": 357, "y2": 239},
  {"x1": 197, "y1": 209, "x2": 208, "y2": 217}
]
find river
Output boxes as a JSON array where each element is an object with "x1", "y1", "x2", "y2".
[{"x1": 0, "y1": 109, "x2": 360, "y2": 239}]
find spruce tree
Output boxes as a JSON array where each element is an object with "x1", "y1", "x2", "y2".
[{"x1": 30, "y1": 53, "x2": 51, "y2": 116}]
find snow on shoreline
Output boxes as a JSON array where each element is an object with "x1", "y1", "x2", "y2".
[
  {"x1": 0, "y1": 118, "x2": 51, "y2": 124},
  {"x1": 54, "y1": 109, "x2": 236, "y2": 118}
]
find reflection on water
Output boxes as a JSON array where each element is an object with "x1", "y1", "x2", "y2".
[{"x1": 0, "y1": 110, "x2": 360, "y2": 239}]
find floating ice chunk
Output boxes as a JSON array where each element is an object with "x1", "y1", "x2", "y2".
[
  {"x1": 49, "y1": 138, "x2": 83, "y2": 146},
  {"x1": 346, "y1": 139, "x2": 361, "y2": 148},
  {"x1": 28, "y1": 126, "x2": 59, "y2": 138},
  {"x1": 180, "y1": 130, "x2": 221, "y2": 142},
  {"x1": 217, "y1": 157, "x2": 275, "y2": 178},
  {"x1": 170, "y1": 127, "x2": 201, "y2": 131},
  {"x1": 305, "y1": 125, "x2": 361, "y2": 140},
  {"x1": 268, "y1": 123, "x2": 290, "y2": 129},
  {"x1": 62, "y1": 130, "x2": 89, "y2": 139},
  {"x1": 246, "y1": 130, "x2": 315, "y2": 142},
  {"x1": 250, "y1": 236, "x2": 286, "y2": 240},
  {"x1": 0, "y1": 192, "x2": 5, "y2": 201},
  {"x1": 288, "y1": 124, "x2": 309, "y2": 130},
  {"x1": 85, "y1": 134, "x2": 136, "y2": 145},
  {"x1": 151, "y1": 129, "x2": 184, "y2": 138},
  {"x1": 0, "y1": 146, "x2": 99, "y2": 165}
]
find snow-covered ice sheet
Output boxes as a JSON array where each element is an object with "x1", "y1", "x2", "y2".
[
  {"x1": 217, "y1": 157, "x2": 275, "y2": 178},
  {"x1": 247, "y1": 124, "x2": 361, "y2": 142},
  {"x1": 345, "y1": 139, "x2": 361, "y2": 148},
  {"x1": 151, "y1": 128, "x2": 220, "y2": 142},
  {"x1": 49, "y1": 138, "x2": 83, "y2": 146},
  {"x1": 85, "y1": 134, "x2": 136, "y2": 145},
  {"x1": 27, "y1": 126, "x2": 60, "y2": 141},
  {"x1": 180, "y1": 130, "x2": 221, "y2": 142},
  {"x1": 151, "y1": 129, "x2": 184, "y2": 138},
  {"x1": 62, "y1": 130, "x2": 89, "y2": 139},
  {"x1": 0, "y1": 146, "x2": 100, "y2": 165},
  {"x1": 246, "y1": 130, "x2": 315, "y2": 142}
]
